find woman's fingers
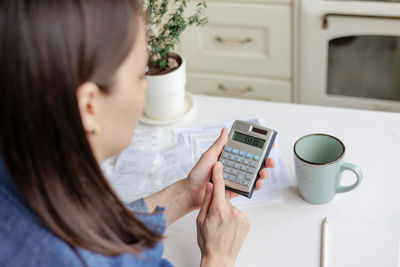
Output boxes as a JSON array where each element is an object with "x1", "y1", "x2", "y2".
[
  {"x1": 265, "y1": 158, "x2": 275, "y2": 168},
  {"x1": 254, "y1": 157, "x2": 275, "y2": 190},
  {"x1": 197, "y1": 183, "x2": 213, "y2": 223},
  {"x1": 255, "y1": 179, "x2": 263, "y2": 190},
  {"x1": 196, "y1": 173, "x2": 250, "y2": 265},
  {"x1": 225, "y1": 190, "x2": 239, "y2": 202},
  {"x1": 258, "y1": 158, "x2": 275, "y2": 179},
  {"x1": 187, "y1": 128, "x2": 228, "y2": 182},
  {"x1": 259, "y1": 168, "x2": 269, "y2": 179},
  {"x1": 203, "y1": 128, "x2": 228, "y2": 161},
  {"x1": 211, "y1": 162, "x2": 226, "y2": 205}
]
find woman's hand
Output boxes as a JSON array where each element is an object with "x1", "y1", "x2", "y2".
[
  {"x1": 145, "y1": 128, "x2": 275, "y2": 225},
  {"x1": 197, "y1": 162, "x2": 250, "y2": 267},
  {"x1": 186, "y1": 128, "x2": 276, "y2": 210}
]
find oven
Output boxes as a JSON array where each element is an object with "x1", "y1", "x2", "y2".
[{"x1": 299, "y1": 0, "x2": 400, "y2": 112}]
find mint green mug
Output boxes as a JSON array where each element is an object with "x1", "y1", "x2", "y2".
[{"x1": 294, "y1": 134, "x2": 363, "y2": 204}]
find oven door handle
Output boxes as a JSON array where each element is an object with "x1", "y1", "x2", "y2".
[{"x1": 322, "y1": 13, "x2": 400, "y2": 29}]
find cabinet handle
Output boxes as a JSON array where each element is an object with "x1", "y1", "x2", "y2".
[
  {"x1": 215, "y1": 36, "x2": 252, "y2": 45},
  {"x1": 322, "y1": 13, "x2": 400, "y2": 29},
  {"x1": 218, "y1": 84, "x2": 253, "y2": 94}
]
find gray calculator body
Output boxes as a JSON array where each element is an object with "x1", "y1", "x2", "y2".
[{"x1": 218, "y1": 120, "x2": 277, "y2": 198}]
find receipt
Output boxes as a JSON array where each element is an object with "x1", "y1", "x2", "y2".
[
  {"x1": 103, "y1": 117, "x2": 293, "y2": 205},
  {"x1": 173, "y1": 117, "x2": 293, "y2": 206}
]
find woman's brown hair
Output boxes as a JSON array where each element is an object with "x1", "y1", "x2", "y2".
[{"x1": 0, "y1": 0, "x2": 161, "y2": 257}]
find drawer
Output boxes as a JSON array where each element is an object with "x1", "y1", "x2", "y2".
[
  {"x1": 186, "y1": 72, "x2": 291, "y2": 102},
  {"x1": 181, "y1": 2, "x2": 291, "y2": 79}
]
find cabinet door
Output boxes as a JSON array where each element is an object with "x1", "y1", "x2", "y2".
[
  {"x1": 300, "y1": 1, "x2": 400, "y2": 112},
  {"x1": 181, "y1": 2, "x2": 291, "y2": 79},
  {"x1": 187, "y1": 72, "x2": 291, "y2": 102}
]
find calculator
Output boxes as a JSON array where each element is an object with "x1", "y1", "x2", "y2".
[{"x1": 215, "y1": 120, "x2": 277, "y2": 198}]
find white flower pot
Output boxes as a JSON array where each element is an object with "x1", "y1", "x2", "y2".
[{"x1": 144, "y1": 53, "x2": 186, "y2": 120}]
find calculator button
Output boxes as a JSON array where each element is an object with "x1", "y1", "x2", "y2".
[
  {"x1": 223, "y1": 173, "x2": 229, "y2": 179},
  {"x1": 235, "y1": 175, "x2": 243, "y2": 184},
  {"x1": 227, "y1": 161, "x2": 234, "y2": 167},
  {"x1": 237, "y1": 172, "x2": 244, "y2": 180},
  {"x1": 233, "y1": 163, "x2": 241, "y2": 169},
  {"x1": 235, "y1": 156, "x2": 243, "y2": 163},
  {"x1": 232, "y1": 148, "x2": 239, "y2": 154},
  {"x1": 242, "y1": 180, "x2": 250, "y2": 186},
  {"x1": 228, "y1": 154, "x2": 236, "y2": 160},
  {"x1": 220, "y1": 159, "x2": 227, "y2": 165},
  {"x1": 224, "y1": 167, "x2": 231, "y2": 173},
  {"x1": 224, "y1": 146, "x2": 232, "y2": 152},
  {"x1": 247, "y1": 167, "x2": 256, "y2": 174},
  {"x1": 240, "y1": 165, "x2": 248, "y2": 172},
  {"x1": 244, "y1": 174, "x2": 252, "y2": 180},
  {"x1": 250, "y1": 161, "x2": 257, "y2": 168},
  {"x1": 231, "y1": 169, "x2": 239, "y2": 175},
  {"x1": 229, "y1": 175, "x2": 236, "y2": 182},
  {"x1": 239, "y1": 151, "x2": 246, "y2": 156},
  {"x1": 246, "y1": 153, "x2": 253, "y2": 158},
  {"x1": 243, "y1": 159, "x2": 250, "y2": 165},
  {"x1": 253, "y1": 155, "x2": 260, "y2": 161},
  {"x1": 222, "y1": 152, "x2": 229, "y2": 159}
]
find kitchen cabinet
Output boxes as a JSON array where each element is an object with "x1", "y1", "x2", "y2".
[{"x1": 180, "y1": 0, "x2": 293, "y2": 102}]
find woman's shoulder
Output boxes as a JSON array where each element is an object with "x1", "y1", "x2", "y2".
[
  {"x1": 0, "y1": 179, "x2": 81, "y2": 266},
  {"x1": 127, "y1": 198, "x2": 168, "y2": 235},
  {"x1": 0, "y1": 167, "x2": 173, "y2": 267},
  {"x1": 0, "y1": 191, "x2": 173, "y2": 267}
]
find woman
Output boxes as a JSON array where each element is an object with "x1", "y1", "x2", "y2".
[{"x1": 0, "y1": 0, "x2": 275, "y2": 266}]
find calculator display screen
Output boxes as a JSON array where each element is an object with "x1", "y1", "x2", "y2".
[{"x1": 232, "y1": 132, "x2": 265, "y2": 149}]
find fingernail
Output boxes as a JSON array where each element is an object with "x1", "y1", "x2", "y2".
[
  {"x1": 215, "y1": 162, "x2": 222, "y2": 168},
  {"x1": 206, "y1": 183, "x2": 212, "y2": 193}
]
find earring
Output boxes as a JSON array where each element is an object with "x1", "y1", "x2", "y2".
[{"x1": 91, "y1": 124, "x2": 101, "y2": 135}]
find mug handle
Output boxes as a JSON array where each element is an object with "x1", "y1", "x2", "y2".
[{"x1": 336, "y1": 162, "x2": 363, "y2": 193}]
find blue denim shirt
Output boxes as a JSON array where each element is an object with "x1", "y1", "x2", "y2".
[{"x1": 0, "y1": 159, "x2": 173, "y2": 267}]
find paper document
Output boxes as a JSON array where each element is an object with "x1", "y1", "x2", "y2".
[
  {"x1": 231, "y1": 180, "x2": 282, "y2": 206},
  {"x1": 153, "y1": 155, "x2": 187, "y2": 188},
  {"x1": 102, "y1": 117, "x2": 293, "y2": 205},
  {"x1": 129, "y1": 125, "x2": 159, "y2": 151},
  {"x1": 101, "y1": 125, "x2": 161, "y2": 202},
  {"x1": 160, "y1": 143, "x2": 193, "y2": 174},
  {"x1": 172, "y1": 117, "x2": 293, "y2": 205}
]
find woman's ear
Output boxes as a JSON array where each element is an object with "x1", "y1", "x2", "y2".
[{"x1": 76, "y1": 82, "x2": 100, "y2": 134}]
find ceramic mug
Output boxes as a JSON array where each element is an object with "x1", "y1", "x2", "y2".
[{"x1": 293, "y1": 134, "x2": 363, "y2": 204}]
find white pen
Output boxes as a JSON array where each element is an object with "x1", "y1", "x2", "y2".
[{"x1": 321, "y1": 217, "x2": 328, "y2": 267}]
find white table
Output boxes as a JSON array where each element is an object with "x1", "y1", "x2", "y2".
[{"x1": 154, "y1": 95, "x2": 400, "y2": 267}]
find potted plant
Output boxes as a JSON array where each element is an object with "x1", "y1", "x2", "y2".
[{"x1": 142, "y1": 0, "x2": 207, "y2": 121}]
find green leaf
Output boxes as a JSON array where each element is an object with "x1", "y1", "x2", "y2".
[
  {"x1": 159, "y1": 59, "x2": 167, "y2": 69},
  {"x1": 144, "y1": 0, "x2": 208, "y2": 64}
]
